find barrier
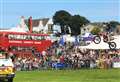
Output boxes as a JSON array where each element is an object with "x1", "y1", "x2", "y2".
[
  {"x1": 113, "y1": 62, "x2": 120, "y2": 68},
  {"x1": 52, "y1": 63, "x2": 65, "y2": 69}
]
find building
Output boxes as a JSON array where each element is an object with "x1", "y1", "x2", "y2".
[
  {"x1": 81, "y1": 24, "x2": 95, "y2": 35},
  {"x1": 19, "y1": 16, "x2": 53, "y2": 34},
  {"x1": 81, "y1": 23, "x2": 104, "y2": 35}
]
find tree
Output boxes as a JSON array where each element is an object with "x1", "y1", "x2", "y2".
[
  {"x1": 53, "y1": 10, "x2": 90, "y2": 35},
  {"x1": 53, "y1": 10, "x2": 71, "y2": 34},
  {"x1": 106, "y1": 21, "x2": 120, "y2": 32},
  {"x1": 91, "y1": 26, "x2": 101, "y2": 35},
  {"x1": 69, "y1": 15, "x2": 90, "y2": 35},
  {"x1": 109, "y1": 21, "x2": 120, "y2": 27}
]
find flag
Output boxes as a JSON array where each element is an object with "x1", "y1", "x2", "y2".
[
  {"x1": 74, "y1": 36, "x2": 79, "y2": 46},
  {"x1": 59, "y1": 36, "x2": 65, "y2": 46}
]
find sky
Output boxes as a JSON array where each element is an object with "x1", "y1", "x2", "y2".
[{"x1": 0, "y1": 0, "x2": 120, "y2": 28}]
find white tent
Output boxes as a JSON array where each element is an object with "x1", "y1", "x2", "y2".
[
  {"x1": 0, "y1": 26, "x2": 27, "y2": 33},
  {"x1": 79, "y1": 35, "x2": 120, "y2": 49},
  {"x1": 0, "y1": 16, "x2": 28, "y2": 33},
  {"x1": 62, "y1": 35, "x2": 76, "y2": 42},
  {"x1": 9, "y1": 26, "x2": 27, "y2": 32}
]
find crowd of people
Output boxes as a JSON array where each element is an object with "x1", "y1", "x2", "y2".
[{"x1": 11, "y1": 41, "x2": 120, "y2": 71}]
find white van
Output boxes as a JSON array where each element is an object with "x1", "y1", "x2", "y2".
[{"x1": 0, "y1": 55, "x2": 15, "y2": 82}]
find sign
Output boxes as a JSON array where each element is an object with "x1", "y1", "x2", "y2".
[{"x1": 113, "y1": 62, "x2": 120, "y2": 68}]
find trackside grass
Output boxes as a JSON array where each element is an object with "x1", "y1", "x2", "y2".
[{"x1": 14, "y1": 69, "x2": 120, "y2": 82}]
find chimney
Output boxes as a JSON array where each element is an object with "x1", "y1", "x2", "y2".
[{"x1": 28, "y1": 16, "x2": 33, "y2": 33}]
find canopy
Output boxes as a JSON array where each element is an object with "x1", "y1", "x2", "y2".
[
  {"x1": 0, "y1": 26, "x2": 27, "y2": 33},
  {"x1": 9, "y1": 27, "x2": 27, "y2": 32}
]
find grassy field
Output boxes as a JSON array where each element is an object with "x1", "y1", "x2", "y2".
[{"x1": 14, "y1": 69, "x2": 120, "y2": 82}]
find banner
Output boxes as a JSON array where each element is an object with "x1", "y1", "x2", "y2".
[{"x1": 113, "y1": 62, "x2": 120, "y2": 68}]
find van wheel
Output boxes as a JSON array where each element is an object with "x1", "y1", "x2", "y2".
[{"x1": 8, "y1": 78, "x2": 13, "y2": 82}]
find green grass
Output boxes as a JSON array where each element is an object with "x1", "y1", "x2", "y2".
[{"x1": 14, "y1": 69, "x2": 120, "y2": 82}]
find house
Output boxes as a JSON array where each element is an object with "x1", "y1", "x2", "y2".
[
  {"x1": 19, "y1": 16, "x2": 53, "y2": 34},
  {"x1": 81, "y1": 22, "x2": 105, "y2": 35},
  {"x1": 80, "y1": 23, "x2": 104, "y2": 35}
]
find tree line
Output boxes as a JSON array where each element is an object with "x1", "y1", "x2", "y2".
[
  {"x1": 53, "y1": 10, "x2": 120, "y2": 35},
  {"x1": 53, "y1": 10, "x2": 90, "y2": 35}
]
